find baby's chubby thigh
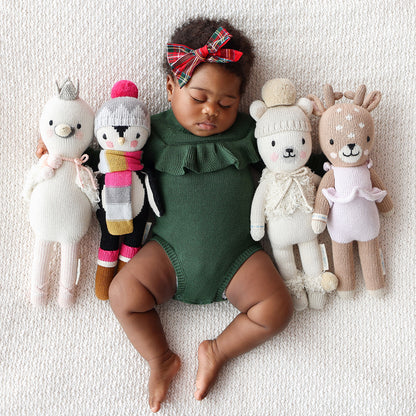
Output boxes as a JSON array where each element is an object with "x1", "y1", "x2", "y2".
[{"x1": 267, "y1": 210, "x2": 316, "y2": 248}]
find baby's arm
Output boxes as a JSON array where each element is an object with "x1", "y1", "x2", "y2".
[
  {"x1": 312, "y1": 169, "x2": 334, "y2": 234},
  {"x1": 370, "y1": 168, "x2": 394, "y2": 214}
]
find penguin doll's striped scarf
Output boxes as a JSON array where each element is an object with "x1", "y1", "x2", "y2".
[{"x1": 98, "y1": 150, "x2": 143, "y2": 235}]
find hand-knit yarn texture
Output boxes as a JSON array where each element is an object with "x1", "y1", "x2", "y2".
[{"x1": 3, "y1": 1, "x2": 415, "y2": 415}]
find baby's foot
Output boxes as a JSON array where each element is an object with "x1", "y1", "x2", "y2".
[
  {"x1": 148, "y1": 350, "x2": 181, "y2": 413},
  {"x1": 194, "y1": 340, "x2": 226, "y2": 401}
]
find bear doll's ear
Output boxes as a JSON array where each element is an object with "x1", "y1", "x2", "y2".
[
  {"x1": 249, "y1": 100, "x2": 268, "y2": 122},
  {"x1": 296, "y1": 97, "x2": 313, "y2": 116}
]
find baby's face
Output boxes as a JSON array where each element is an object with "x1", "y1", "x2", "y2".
[{"x1": 166, "y1": 63, "x2": 241, "y2": 136}]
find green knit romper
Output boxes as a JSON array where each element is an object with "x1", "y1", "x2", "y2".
[{"x1": 145, "y1": 110, "x2": 262, "y2": 304}]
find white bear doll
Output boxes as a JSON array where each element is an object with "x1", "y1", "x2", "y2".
[
  {"x1": 250, "y1": 79, "x2": 337, "y2": 311},
  {"x1": 23, "y1": 79, "x2": 98, "y2": 308}
]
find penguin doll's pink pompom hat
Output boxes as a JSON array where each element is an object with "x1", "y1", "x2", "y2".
[
  {"x1": 111, "y1": 80, "x2": 139, "y2": 99},
  {"x1": 95, "y1": 80, "x2": 150, "y2": 135}
]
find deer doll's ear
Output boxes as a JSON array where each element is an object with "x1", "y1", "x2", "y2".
[
  {"x1": 363, "y1": 91, "x2": 382, "y2": 112},
  {"x1": 249, "y1": 100, "x2": 268, "y2": 121}
]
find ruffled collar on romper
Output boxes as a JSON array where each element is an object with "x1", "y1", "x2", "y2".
[{"x1": 144, "y1": 109, "x2": 260, "y2": 175}]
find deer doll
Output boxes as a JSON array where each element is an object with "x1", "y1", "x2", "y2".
[{"x1": 308, "y1": 85, "x2": 393, "y2": 298}]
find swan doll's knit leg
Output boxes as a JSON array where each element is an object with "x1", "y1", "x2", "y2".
[
  {"x1": 58, "y1": 242, "x2": 79, "y2": 308},
  {"x1": 30, "y1": 238, "x2": 53, "y2": 306}
]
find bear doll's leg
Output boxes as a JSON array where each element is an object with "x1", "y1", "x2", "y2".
[
  {"x1": 30, "y1": 238, "x2": 54, "y2": 306},
  {"x1": 271, "y1": 243, "x2": 308, "y2": 311},
  {"x1": 299, "y1": 238, "x2": 326, "y2": 310}
]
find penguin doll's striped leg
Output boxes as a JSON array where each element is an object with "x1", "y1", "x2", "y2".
[
  {"x1": 117, "y1": 205, "x2": 149, "y2": 272},
  {"x1": 95, "y1": 208, "x2": 120, "y2": 300}
]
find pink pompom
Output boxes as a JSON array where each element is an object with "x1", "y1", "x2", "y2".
[{"x1": 111, "y1": 80, "x2": 138, "y2": 99}]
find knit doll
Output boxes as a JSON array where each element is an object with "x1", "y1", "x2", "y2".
[
  {"x1": 94, "y1": 80, "x2": 163, "y2": 300},
  {"x1": 250, "y1": 79, "x2": 338, "y2": 310},
  {"x1": 23, "y1": 79, "x2": 98, "y2": 307},
  {"x1": 308, "y1": 84, "x2": 393, "y2": 298}
]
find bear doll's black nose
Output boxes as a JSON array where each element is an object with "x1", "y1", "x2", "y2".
[
  {"x1": 285, "y1": 148, "x2": 294, "y2": 154},
  {"x1": 113, "y1": 125, "x2": 129, "y2": 137},
  {"x1": 348, "y1": 143, "x2": 355, "y2": 150}
]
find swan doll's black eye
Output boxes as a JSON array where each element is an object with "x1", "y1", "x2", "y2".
[
  {"x1": 49, "y1": 120, "x2": 53, "y2": 126},
  {"x1": 271, "y1": 140, "x2": 276, "y2": 147},
  {"x1": 102, "y1": 134, "x2": 107, "y2": 140},
  {"x1": 302, "y1": 138, "x2": 305, "y2": 145},
  {"x1": 77, "y1": 123, "x2": 82, "y2": 129},
  {"x1": 136, "y1": 133, "x2": 140, "y2": 139}
]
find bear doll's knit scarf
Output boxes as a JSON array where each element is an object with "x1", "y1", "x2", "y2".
[{"x1": 98, "y1": 150, "x2": 143, "y2": 235}]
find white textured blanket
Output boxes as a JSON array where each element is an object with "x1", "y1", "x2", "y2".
[{"x1": 1, "y1": 1, "x2": 415, "y2": 415}]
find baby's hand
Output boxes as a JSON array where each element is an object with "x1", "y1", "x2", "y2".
[
  {"x1": 36, "y1": 137, "x2": 48, "y2": 159},
  {"x1": 250, "y1": 224, "x2": 265, "y2": 241}
]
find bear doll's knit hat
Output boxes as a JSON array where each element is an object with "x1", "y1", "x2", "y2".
[
  {"x1": 252, "y1": 78, "x2": 312, "y2": 139},
  {"x1": 94, "y1": 80, "x2": 150, "y2": 134}
]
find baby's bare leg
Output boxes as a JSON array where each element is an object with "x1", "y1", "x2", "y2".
[
  {"x1": 194, "y1": 250, "x2": 293, "y2": 400},
  {"x1": 109, "y1": 241, "x2": 179, "y2": 413}
]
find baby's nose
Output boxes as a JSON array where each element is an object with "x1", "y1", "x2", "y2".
[{"x1": 203, "y1": 103, "x2": 219, "y2": 117}]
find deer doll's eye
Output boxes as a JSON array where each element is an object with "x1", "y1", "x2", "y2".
[
  {"x1": 367, "y1": 136, "x2": 370, "y2": 142},
  {"x1": 330, "y1": 139, "x2": 334, "y2": 145},
  {"x1": 271, "y1": 140, "x2": 276, "y2": 147}
]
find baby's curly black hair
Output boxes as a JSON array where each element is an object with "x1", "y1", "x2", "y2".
[{"x1": 164, "y1": 17, "x2": 255, "y2": 94}]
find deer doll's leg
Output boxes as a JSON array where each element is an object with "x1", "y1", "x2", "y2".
[
  {"x1": 332, "y1": 241, "x2": 355, "y2": 298},
  {"x1": 58, "y1": 242, "x2": 79, "y2": 308},
  {"x1": 358, "y1": 238, "x2": 385, "y2": 297},
  {"x1": 271, "y1": 243, "x2": 308, "y2": 311},
  {"x1": 298, "y1": 239, "x2": 326, "y2": 310},
  {"x1": 31, "y1": 238, "x2": 54, "y2": 306}
]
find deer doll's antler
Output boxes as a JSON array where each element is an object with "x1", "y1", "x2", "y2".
[{"x1": 307, "y1": 84, "x2": 343, "y2": 117}]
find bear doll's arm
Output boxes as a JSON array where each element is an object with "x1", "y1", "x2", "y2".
[
  {"x1": 250, "y1": 179, "x2": 268, "y2": 241},
  {"x1": 369, "y1": 168, "x2": 394, "y2": 214},
  {"x1": 311, "y1": 169, "x2": 334, "y2": 234}
]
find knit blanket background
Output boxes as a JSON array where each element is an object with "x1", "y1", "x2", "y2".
[{"x1": 1, "y1": 1, "x2": 415, "y2": 415}]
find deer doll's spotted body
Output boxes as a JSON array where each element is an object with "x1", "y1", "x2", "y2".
[{"x1": 309, "y1": 85, "x2": 394, "y2": 298}]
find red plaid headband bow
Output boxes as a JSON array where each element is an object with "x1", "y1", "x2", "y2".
[{"x1": 167, "y1": 27, "x2": 243, "y2": 87}]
